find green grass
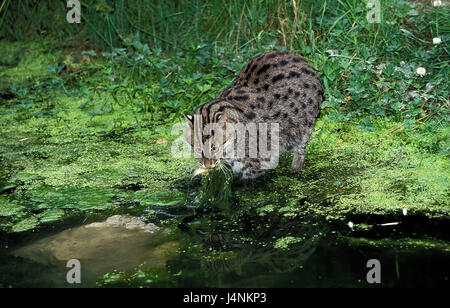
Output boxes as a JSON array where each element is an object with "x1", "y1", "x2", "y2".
[{"x1": 2, "y1": 0, "x2": 447, "y2": 126}]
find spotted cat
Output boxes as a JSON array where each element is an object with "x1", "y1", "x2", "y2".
[{"x1": 185, "y1": 50, "x2": 323, "y2": 179}]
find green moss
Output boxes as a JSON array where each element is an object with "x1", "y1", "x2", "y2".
[
  {"x1": 315, "y1": 119, "x2": 449, "y2": 220},
  {"x1": 236, "y1": 117, "x2": 449, "y2": 224},
  {"x1": 36, "y1": 209, "x2": 65, "y2": 223},
  {"x1": 130, "y1": 190, "x2": 186, "y2": 206},
  {"x1": 97, "y1": 267, "x2": 173, "y2": 288},
  {"x1": 11, "y1": 216, "x2": 39, "y2": 233},
  {"x1": 24, "y1": 186, "x2": 124, "y2": 210},
  {"x1": 0, "y1": 41, "x2": 60, "y2": 92},
  {"x1": 273, "y1": 236, "x2": 304, "y2": 250},
  {"x1": 0, "y1": 196, "x2": 24, "y2": 216},
  {"x1": 0, "y1": 85, "x2": 193, "y2": 200},
  {"x1": 342, "y1": 236, "x2": 450, "y2": 251}
]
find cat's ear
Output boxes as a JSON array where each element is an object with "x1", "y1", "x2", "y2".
[{"x1": 184, "y1": 114, "x2": 194, "y2": 126}]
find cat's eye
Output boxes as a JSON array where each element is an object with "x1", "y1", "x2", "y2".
[{"x1": 211, "y1": 145, "x2": 217, "y2": 152}]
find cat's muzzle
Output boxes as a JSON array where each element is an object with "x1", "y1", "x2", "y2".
[{"x1": 192, "y1": 159, "x2": 220, "y2": 178}]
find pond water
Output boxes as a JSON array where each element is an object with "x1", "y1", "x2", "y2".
[
  {"x1": 0, "y1": 233, "x2": 448, "y2": 287},
  {"x1": 0, "y1": 194, "x2": 448, "y2": 288}
]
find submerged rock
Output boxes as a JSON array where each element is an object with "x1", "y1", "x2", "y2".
[
  {"x1": 13, "y1": 215, "x2": 178, "y2": 285},
  {"x1": 85, "y1": 215, "x2": 160, "y2": 233}
]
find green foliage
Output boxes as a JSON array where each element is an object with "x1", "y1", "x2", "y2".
[{"x1": 2, "y1": 0, "x2": 447, "y2": 125}]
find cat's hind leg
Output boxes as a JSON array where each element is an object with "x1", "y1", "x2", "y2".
[
  {"x1": 291, "y1": 129, "x2": 313, "y2": 170},
  {"x1": 291, "y1": 144, "x2": 306, "y2": 170}
]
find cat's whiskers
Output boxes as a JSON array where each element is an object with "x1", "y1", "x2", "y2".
[{"x1": 216, "y1": 161, "x2": 233, "y2": 180}]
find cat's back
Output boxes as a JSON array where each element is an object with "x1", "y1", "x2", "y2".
[
  {"x1": 187, "y1": 51, "x2": 324, "y2": 178},
  {"x1": 219, "y1": 50, "x2": 323, "y2": 127},
  {"x1": 235, "y1": 51, "x2": 321, "y2": 93}
]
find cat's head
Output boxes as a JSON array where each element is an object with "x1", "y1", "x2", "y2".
[{"x1": 184, "y1": 101, "x2": 237, "y2": 170}]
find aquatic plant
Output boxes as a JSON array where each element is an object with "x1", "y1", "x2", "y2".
[{"x1": 196, "y1": 162, "x2": 233, "y2": 211}]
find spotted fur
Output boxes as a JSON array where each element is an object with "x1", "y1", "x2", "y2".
[{"x1": 185, "y1": 50, "x2": 324, "y2": 179}]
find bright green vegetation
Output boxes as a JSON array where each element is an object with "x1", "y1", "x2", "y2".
[
  {"x1": 252, "y1": 118, "x2": 449, "y2": 221},
  {"x1": 344, "y1": 235, "x2": 450, "y2": 251},
  {"x1": 1, "y1": 1, "x2": 448, "y2": 122},
  {"x1": 0, "y1": 0, "x2": 448, "y2": 287},
  {"x1": 0, "y1": 39, "x2": 447, "y2": 234},
  {"x1": 0, "y1": 42, "x2": 60, "y2": 92}
]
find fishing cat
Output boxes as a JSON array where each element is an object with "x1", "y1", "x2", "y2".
[{"x1": 185, "y1": 50, "x2": 323, "y2": 179}]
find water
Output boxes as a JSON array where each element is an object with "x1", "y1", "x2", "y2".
[
  {"x1": 0, "y1": 218, "x2": 178, "y2": 287},
  {"x1": 0, "y1": 175, "x2": 448, "y2": 288},
  {"x1": 0, "y1": 218, "x2": 448, "y2": 288}
]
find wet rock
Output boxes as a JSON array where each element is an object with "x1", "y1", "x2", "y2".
[{"x1": 85, "y1": 215, "x2": 160, "y2": 233}]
